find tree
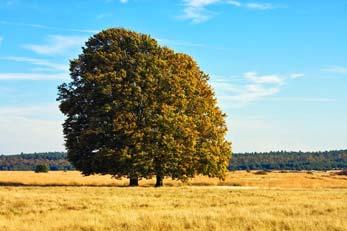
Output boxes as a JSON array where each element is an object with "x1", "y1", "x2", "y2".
[
  {"x1": 58, "y1": 28, "x2": 231, "y2": 187},
  {"x1": 35, "y1": 164, "x2": 49, "y2": 173}
]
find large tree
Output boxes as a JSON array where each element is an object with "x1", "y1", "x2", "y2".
[{"x1": 58, "y1": 28, "x2": 231, "y2": 186}]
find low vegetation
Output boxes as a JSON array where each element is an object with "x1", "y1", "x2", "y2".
[{"x1": 34, "y1": 164, "x2": 49, "y2": 173}]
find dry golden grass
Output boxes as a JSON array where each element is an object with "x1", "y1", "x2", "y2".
[
  {"x1": 0, "y1": 170, "x2": 346, "y2": 188},
  {"x1": 0, "y1": 171, "x2": 346, "y2": 231}
]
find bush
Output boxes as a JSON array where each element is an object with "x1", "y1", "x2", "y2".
[
  {"x1": 336, "y1": 169, "x2": 347, "y2": 176},
  {"x1": 254, "y1": 170, "x2": 268, "y2": 175},
  {"x1": 35, "y1": 165, "x2": 49, "y2": 173}
]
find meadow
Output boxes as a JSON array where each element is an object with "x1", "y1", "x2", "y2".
[{"x1": 0, "y1": 171, "x2": 346, "y2": 230}]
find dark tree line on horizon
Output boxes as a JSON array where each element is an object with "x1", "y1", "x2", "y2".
[
  {"x1": 0, "y1": 152, "x2": 74, "y2": 171},
  {"x1": 1, "y1": 150, "x2": 346, "y2": 171},
  {"x1": 229, "y1": 150, "x2": 347, "y2": 170}
]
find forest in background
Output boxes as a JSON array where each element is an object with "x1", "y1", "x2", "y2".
[
  {"x1": 1, "y1": 150, "x2": 346, "y2": 171},
  {"x1": 0, "y1": 152, "x2": 73, "y2": 171},
  {"x1": 229, "y1": 150, "x2": 347, "y2": 170}
]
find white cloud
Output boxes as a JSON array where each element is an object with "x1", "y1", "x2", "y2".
[
  {"x1": 96, "y1": 13, "x2": 112, "y2": 20},
  {"x1": 227, "y1": 0, "x2": 241, "y2": 7},
  {"x1": 0, "y1": 73, "x2": 68, "y2": 81},
  {"x1": 244, "y1": 72, "x2": 283, "y2": 84},
  {"x1": 245, "y1": 2, "x2": 274, "y2": 10},
  {"x1": 23, "y1": 35, "x2": 86, "y2": 56},
  {"x1": 210, "y1": 71, "x2": 313, "y2": 107},
  {"x1": 181, "y1": 0, "x2": 221, "y2": 23},
  {"x1": 218, "y1": 84, "x2": 280, "y2": 106},
  {"x1": 227, "y1": 1, "x2": 277, "y2": 10},
  {"x1": 0, "y1": 104, "x2": 64, "y2": 154},
  {"x1": 210, "y1": 72, "x2": 283, "y2": 106},
  {"x1": 181, "y1": 0, "x2": 280, "y2": 23},
  {"x1": 290, "y1": 73, "x2": 305, "y2": 79},
  {"x1": 1, "y1": 56, "x2": 68, "y2": 72},
  {"x1": 266, "y1": 97, "x2": 336, "y2": 103},
  {"x1": 321, "y1": 66, "x2": 347, "y2": 75},
  {"x1": 0, "y1": 36, "x2": 3, "y2": 45},
  {"x1": 0, "y1": 20, "x2": 97, "y2": 33},
  {"x1": 105, "y1": 0, "x2": 128, "y2": 3},
  {"x1": 157, "y1": 38, "x2": 205, "y2": 48},
  {"x1": 185, "y1": 0, "x2": 221, "y2": 7}
]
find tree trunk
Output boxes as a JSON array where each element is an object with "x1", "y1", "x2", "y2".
[
  {"x1": 155, "y1": 175, "x2": 163, "y2": 187},
  {"x1": 129, "y1": 177, "x2": 139, "y2": 187}
]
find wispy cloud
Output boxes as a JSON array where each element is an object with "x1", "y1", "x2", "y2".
[
  {"x1": 181, "y1": 0, "x2": 220, "y2": 23},
  {"x1": 0, "y1": 20, "x2": 98, "y2": 33},
  {"x1": 227, "y1": 1, "x2": 276, "y2": 10},
  {"x1": 211, "y1": 72, "x2": 284, "y2": 106},
  {"x1": 266, "y1": 97, "x2": 336, "y2": 103},
  {"x1": 105, "y1": 0, "x2": 128, "y2": 3},
  {"x1": 157, "y1": 38, "x2": 205, "y2": 48},
  {"x1": 219, "y1": 84, "x2": 280, "y2": 106},
  {"x1": 181, "y1": 0, "x2": 281, "y2": 23},
  {"x1": 0, "y1": 36, "x2": 3, "y2": 45},
  {"x1": 244, "y1": 2, "x2": 274, "y2": 10},
  {"x1": 23, "y1": 35, "x2": 86, "y2": 56},
  {"x1": 290, "y1": 73, "x2": 305, "y2": 79},
  {"x1": 227, "y1": 0, "x2": 241, "y2": 7},
  {"x1": 244, "y1": 72, "x2": 284, "y2": 84},
  {"x1": 96, "y1": 13, "x2": 113, "y2": 20},
  {"x1": 1, "y1": 56, "x2": 68, "y2": 72},
  {"x1": 321, "y1": 66, "x2": 347, "y2": 75},
  {"x1": 0, "y1": 73, "x2": 68, "y2": 81},
  {"x1": 210, "y1": 71, "x2": 312, "y2": 107}
]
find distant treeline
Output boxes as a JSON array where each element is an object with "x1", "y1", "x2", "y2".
[
  {"x1": 229, "y1": 150, "x2": 347, "y2": 170},
  {"x1": 1, "y1": 150, "x2": 347, "y2": 171},
  {"x1": 0, "y1": 152, "x2": 74, "y2": 171}
]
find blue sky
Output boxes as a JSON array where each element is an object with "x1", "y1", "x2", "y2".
[{"x1": 0, "y1": 0, "x2": 346, "y2": 154}]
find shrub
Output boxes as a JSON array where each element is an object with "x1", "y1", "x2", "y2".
[
  {"x1": 336, "y1": 169, "x2": 347, "y2": 176},
  {"x1": 35, "y1": 165, "x2": 49, "y2": 173},
  {"x1": 254, "y1": 170, "x2": 268, "y2": 175}
]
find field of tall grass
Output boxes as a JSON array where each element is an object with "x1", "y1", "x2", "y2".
[{"x1": 0, "y1": 171, "x2": 346, "y2": 230}]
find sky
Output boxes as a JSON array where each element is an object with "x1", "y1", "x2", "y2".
[{"x1": 0, "y1": 0, "x2": 346, "y2": 154}]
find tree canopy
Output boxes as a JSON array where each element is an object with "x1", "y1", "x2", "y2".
[{"x1": 57, "y1": 28, "x2": 231, "y2": 186}]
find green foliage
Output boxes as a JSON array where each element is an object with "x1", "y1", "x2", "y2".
[
  {"x1": 229, "y1": 150, "x2": 347, "y2": 170},
  {"x1": 35, "y1": 164, "x2": 49, "y2": 173},
  {"x1": 57, "y1": 28, "x2": 231, "y2": 186},
  {"x1": 0, "y1": 152, "x2": 73, "y2": 171}
]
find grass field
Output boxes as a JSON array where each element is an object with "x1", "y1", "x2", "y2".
[{"x1": 0, "y1": 171, "x2": 346, "y2": 230}]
